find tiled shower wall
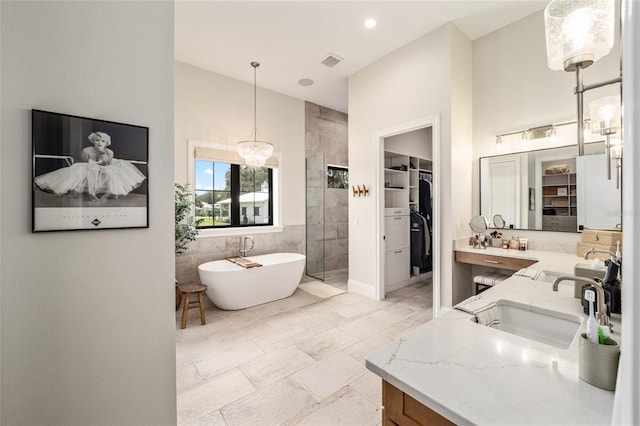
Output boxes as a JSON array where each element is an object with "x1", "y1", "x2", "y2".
[
  {"x1": 175, "y1": 225, "x2": 305, "y2": 284},
  {"x1": 305, "y1": 102, "x2": 349, "y2": 273}
]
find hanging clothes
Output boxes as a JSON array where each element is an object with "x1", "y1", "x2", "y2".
[
  {"x1": 418, "y1": 175, "x2": 433, "y2": 272},
  {"x1": 410, "y1": 210, "x2": 430, "y2": 271}
]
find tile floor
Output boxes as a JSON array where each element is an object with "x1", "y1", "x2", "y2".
[{"x1": 176, "y1": 272, "x2": 433, "y2": 426}]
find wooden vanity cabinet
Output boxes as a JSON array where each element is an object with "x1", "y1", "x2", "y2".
[
  {"x1": 382, "y1": 380, "x2": 455, "y2": 426},
  {"x1": 454, "y1": 251, "x2": 536, "y2": 271}
]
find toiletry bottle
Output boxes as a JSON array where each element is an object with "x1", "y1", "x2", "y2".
[
  {"x1": 615, "y1": 240, "x2": 621, "y2": 260},
  {"x1": 585, "y1": 289, "x2": 598, "y2": 344}
]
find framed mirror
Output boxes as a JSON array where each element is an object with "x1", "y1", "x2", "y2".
[{"x1": 479, "y1": 142, "x2": 621, "y2": 232}]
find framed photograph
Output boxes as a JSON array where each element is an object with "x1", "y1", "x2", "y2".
[{"x1": 32, "y1": 109, "x2": 149, "y2": 232}]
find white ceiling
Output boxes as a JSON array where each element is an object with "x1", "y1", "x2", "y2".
[{"x1": 175, "y1": 1, "x2": 548, "y2": 113}]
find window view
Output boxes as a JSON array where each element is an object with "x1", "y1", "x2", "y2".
[
  {"x1": 195, "y1": 160, "x2": 272, "y2": 228},
  {"x1": 327, "y1": 165, "x2": 348, "y2": 189}
]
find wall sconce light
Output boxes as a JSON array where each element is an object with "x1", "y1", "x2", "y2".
[
  {"x1": 544, "y1": 0, "x2": 622, "y2": 156},
  {"x1": 590, "y1": 95, "x2": 621, "y2": 180},
  {"x1": 610, "y1": 138, "x2": 622, "y2": 189},
  {"x1": 495, "y1": 135, "x2": 503, "y2": 150}
]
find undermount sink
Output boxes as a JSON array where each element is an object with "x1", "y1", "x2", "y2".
[{"x1": 474, "y1": 299, "x2": 582, "y2": 349}]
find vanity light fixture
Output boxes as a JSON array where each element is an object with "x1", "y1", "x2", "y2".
[
  {"x1": 237, "y1": 61, "x2": 274, "y2": 167},
  {"x1": 495, "y1": 122, "x2": 572, "y2": 147},
  {"x1": 544, "y1": 0, "x2": 622, "y2": 156},
  {"x1": 590, "y1": 95, "x2": 621, "y2": 180}
]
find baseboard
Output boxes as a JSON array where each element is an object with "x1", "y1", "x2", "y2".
[
  {"x1": 385, "y1": 280, "x2": 410, "y2": 293},
  {"x1": 348, "y1": 279, "x2": 378, "y2": 300}
]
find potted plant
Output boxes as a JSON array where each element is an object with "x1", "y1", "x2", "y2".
[{"x1": 175, "y1": 183, "x2": 203, "y2": 310}]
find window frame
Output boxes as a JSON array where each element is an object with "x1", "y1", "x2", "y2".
[
  {"x1": 194, "y1": 162, "x2": 273, "y2": 229},
  {"x1": 187, "y1": 139, "x2": 283, "y2": 237}
]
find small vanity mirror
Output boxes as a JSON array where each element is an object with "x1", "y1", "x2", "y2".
[
  {"x1": 493, "y1": 214, "x2": 505, "y2": 229},
  {"x1": 469, "y1": 215, "x2": 490, "y2": 234}
]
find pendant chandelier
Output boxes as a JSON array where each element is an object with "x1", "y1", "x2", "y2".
[{"x1": 237, "y1": 61, "x2": 274, "y2": 167}]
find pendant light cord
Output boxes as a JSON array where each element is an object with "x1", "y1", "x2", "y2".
[{"x1": 251, "y1": 61, "x2": 259, "y2": 140}]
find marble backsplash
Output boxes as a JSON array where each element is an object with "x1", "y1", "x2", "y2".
[{"x1": 176, "y1": 224, "x2": 305, "y2": 284}]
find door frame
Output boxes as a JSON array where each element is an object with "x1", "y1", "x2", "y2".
[{"x1": 374, "y1": 114, "x2": 441, "y2": 317}]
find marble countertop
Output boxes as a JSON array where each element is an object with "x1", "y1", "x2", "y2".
[{"x1": 366, "y1": 249, "x2": 621, "y2": 425}]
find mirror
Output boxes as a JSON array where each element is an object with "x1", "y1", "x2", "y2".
[
  {"x1": 480, "y1": 142, "x2": 622, "y2": 232},
  {"x1": 493, "y1": 214, "x2": 505, "y2": 229},
  {"x1": 469, "y1": 215, "x2": 490, "y2": 234}
]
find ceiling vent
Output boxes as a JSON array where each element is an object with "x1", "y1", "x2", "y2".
[{"x1": 321, "y1": 53, "x2": 343, "y2": 68}]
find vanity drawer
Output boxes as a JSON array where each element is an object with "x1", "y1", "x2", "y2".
[{"x1": 454, "y1": 251, "x2": 536, "y2": 271}]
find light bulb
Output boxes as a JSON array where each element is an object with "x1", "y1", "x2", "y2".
[
  {"x1": 598, "y1": 102, "x2": 618, "y2": 122},
  {"x1": 562, "y1": 8, "x2": 595, "y2": 50},
  {"x1": 610, "y1": 138, "x2": 622, "y2": 159}
]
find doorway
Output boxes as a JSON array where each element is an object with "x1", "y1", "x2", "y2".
[{"x1": 375, "y1": 114, "x2": 441, "y2": 317}]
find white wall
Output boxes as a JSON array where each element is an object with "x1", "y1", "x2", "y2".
[
  {"x1": 619, "y1": 1, "x2": 640, "y2": 423},
  {"x1": 1, "y1": 2, "x2": 176, "y2": 425},
  {"x1": 175, "y1": 61, "x2": 305, "y2": 226},
  {"x1": 384, "y1": 127, "x2": 432, "y2": 159},
  {"x1": 472, "y1": 10, "x2": 620, "y2": 215},
  {"x1": 348, "y1": 23, "x2": 473, "y2": 307}
]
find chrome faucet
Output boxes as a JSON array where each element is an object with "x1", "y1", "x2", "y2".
[
  {"x1": 584, "y1": 249, "x2": 618, "y2": 262},
  {"x1": 239, "y1": 236, "x2": 254, "y2": 257},
  {"x1": 552, "y1": 275, "x2": 612, "y2": 330}
]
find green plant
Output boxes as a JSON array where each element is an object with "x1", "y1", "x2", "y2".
[{"x1": 175, "y1": 183, "x2": 203, "y2": 254}]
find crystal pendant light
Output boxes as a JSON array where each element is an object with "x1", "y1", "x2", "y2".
[{"x1": 237, "y1": 62, "x2": 273, "y2": 167}]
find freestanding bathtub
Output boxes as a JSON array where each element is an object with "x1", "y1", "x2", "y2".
[{"x1": 198, "y1": 252, "x2": 306, "y2": 310}]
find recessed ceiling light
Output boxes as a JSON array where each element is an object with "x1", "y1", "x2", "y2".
[
  {"x1": 364, "y1": 18, "x2": 377, "y2": 29},
  {"x1": 298, "y1": 78, "x2": 314, "y2": 87}
]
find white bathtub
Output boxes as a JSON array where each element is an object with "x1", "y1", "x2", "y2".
[{"x1": 198, "y1": 253, "x2": 306, "y2": 310}]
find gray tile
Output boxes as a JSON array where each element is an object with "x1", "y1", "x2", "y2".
[
  {"x1": 240, "y1": 346, "x2": 315, "y2": 389},
  {"x1": 175, "y1": 281, "x2": 433, "y2": 426},
  {"x1": 292, "y1": 387, "x2": 381, "y2": 426},
  {"x1": 342, "y1": 333, "x2": 393, "y2": 364},
  {"x1": 185, "y1": 410, "x2": 227, "y2": 426},
  {"x1": 177, "y1": 360, "x2": 203, "y2": 394},
  {"x1": 221, "y1": 379, "x2": 316, "y2": 426},
  {"x1": 177, "y1": 369, "x2": 255, "y2": 425},
  {"x1": 350, "y1": 371, "x2": 383, "y2": 408},
  {"x1": 253, "y1": 324, "x2": 310, "y2": 353},
  {"x1": 297, "y1": 328, "x2": 359, "y2": 360},
  {"x1": 291, "y1": 351, "x2": 365, "y2": 400},
  {"x1": 193, "y1": 339, "x2": 264, "y2": 380}
]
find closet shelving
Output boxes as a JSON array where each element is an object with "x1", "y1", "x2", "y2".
[
  {"x1": 540, "y1": 159, "x2": 577, "y2": 232},
  {"x1": 384, "y1": 151, "x2": 432, "y2": 210},
  {"x1": 384, "y1": 149, "x2": 432, "y2": 289}
]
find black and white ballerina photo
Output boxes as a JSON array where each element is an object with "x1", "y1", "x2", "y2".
[{"x1": 32, "y1": 110, "x2": 148, "y2": 231}]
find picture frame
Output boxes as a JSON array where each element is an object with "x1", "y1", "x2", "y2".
[{"x1": 32, "y1": 109, "x2": 149, "y2": 232}]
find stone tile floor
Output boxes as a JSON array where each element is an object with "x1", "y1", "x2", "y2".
[{"x1": 176, "y1": 275, "x2": 433, "y2": 426}]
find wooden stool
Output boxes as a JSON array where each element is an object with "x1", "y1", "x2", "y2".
[{"x1": 178, "y1": 283, "x2": 207, "y2": 329}]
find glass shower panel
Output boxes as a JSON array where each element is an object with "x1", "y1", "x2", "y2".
[{"x1": 306, "y1": 154, "x2": 325, "y2": 281}]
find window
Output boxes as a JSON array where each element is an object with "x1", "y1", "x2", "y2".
[
  {"x1": 194, "y1": 160, "x2": 273, "y2": 228},
  {"x1": 327, "y1": 165, "x2": 348, "y2": 189}
]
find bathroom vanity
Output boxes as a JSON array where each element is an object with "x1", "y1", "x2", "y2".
[{"x1": 367, "y1": 249, "x2": 621, "y2": 425}]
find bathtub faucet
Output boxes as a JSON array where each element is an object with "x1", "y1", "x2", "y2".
[{"x1": 239, "y1": 236, "x2": 255, "y2": 257}]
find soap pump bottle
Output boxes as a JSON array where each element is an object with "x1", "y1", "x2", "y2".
[{"x1": 585, "y1": 289, "x2": 598, "y2": 344}]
